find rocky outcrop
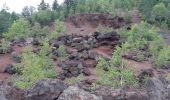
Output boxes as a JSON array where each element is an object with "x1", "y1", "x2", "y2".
[
  {"x1": 147, "y1": 77, "x2": 169, "y2": 100},
  {"x1": 58, "y1": 86, "x2": 103, "y2": 100},
  {"x1": 0, "y1": 77, "x2": 170, "y2": 100},
  {"x1": 95, "y1": 87, "x2": 148, "y2": 100},
  {"x1": 50, "y1": 32, "x2": 119, "y2": 79},
  {"x1": 25, "y1": 78, "x2": 68, "y2": 100},
  {"x1": 0, "y1": 81, "x2": 25, "y2": 100}
]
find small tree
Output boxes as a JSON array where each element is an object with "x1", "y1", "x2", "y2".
[
  {"x1": 38, "y1": 0, "x2": 50, "y2": 11},
  {"x1": 4, "y1": 18, "x2": 30, "y2": 40},
  {"x1": 22, "y1": 6, "x2": 35, "y2": 18},
  {"x1": 34, "y1": 10, "x2": 52, "y2": 26},
  {"x1": 52, "y1": 0, "x2": 59, "y2": 11},
  {"x1": 58, "y1": 45, "x2": 66, "y2": 58},
  {"x1": 152, "y1": 3, "x2": 168, "y2": 26}
]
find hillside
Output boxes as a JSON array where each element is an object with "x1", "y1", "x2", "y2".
[{"x1": 0, "y1": 0, "x2": 170, "y2": 100}]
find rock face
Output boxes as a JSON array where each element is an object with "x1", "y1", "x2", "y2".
[
  {"x1": 0, "y1": 77, "x2": 170, "y2": 100},
  {"x1": 50, "y1": 32, "x2": 119, "y2": 79},
  {"x1": 147, "y1": 77, "x2": 169, "y2": 100},
  {"x1": 0, "y1": 81, "x2": 25, "y2": 100},
  {"x1": 58, "y1": 86, "x2": 103, "y2": 100},
  {"x1": 25, "y1": 78, "x2": 68, "y2": 100},
  {"x1": 95, "y1": 87, "x2": 148, "y2": 100}
]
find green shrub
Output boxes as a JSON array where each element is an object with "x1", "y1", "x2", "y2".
[
  {"x1": 118, "y1": 22, "x2": 159, "y2": 44},
  {"x1": 152, "y1": 3, "x2": 168, "y2": 21},
  {"x1": 30, "y1": 22, "x2": 49, "y2": 37},
  {"x1": 151, "y1": 3, "x2": 169, "y2": 28},
  {"x1": 154, "y1": 46, "x2": 170, "y2": 68},
  {"x1": 58, "y1": 45, "x2": 66, "y2": 58},
  {"x1": 0, "y1": 10, "x2": 18, "y2": 36},
  {"x1": 33, "y1": 10, "x2": 53, "y2": 26},
  {"x1": 109, "y1": 46, "x2": 123, "y2": 68},
  {"x1": 4, "y1": 18, "x2": 30, "y2": 41},
  {"x1": 96, "y1": 24, "x2": 113, "y2": 33},
  {"x1": 96, "y1": 45, "x2": 137, "y2": 88},
  {"x1": 65, "y1": 74, "x2": 84, "y2": 85},
  {"x1": 13, "y1": 43, "x2": 56, "y2": 89},
  {"x1": 149, "y1": 36, "x2": 166, "y2": 58},
  {"x1": 136, "y1": 53, "x2": 145, "y2": 62},
  {"x1": 0, "y1": 39, "x2": 11, "y2": 54},
  {"x1": 49, "y1": 20, "x2": 66, "y2": 39}
]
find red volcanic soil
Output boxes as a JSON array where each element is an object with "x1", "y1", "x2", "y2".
[
  {"x1": 65, "y1": 22, "x2": 96, "y2": 35},
  {"x1": 91, "y1": 46, "x2": 113, "y2": 59},
  {"x1": 0, "y1": 43, "x2": 25, "y2": 81},
  {"x1": 0, "y1": 54, "x2": 15, "y2": 73},
  {"x1": 127, "y1": 59, "x2": 157, "y2": 76},
  {"x1": 65, "y1": 13, "x2": 125, "y2": 35}
]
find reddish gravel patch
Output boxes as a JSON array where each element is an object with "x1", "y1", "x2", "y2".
[
  {"x1": 127, "y1": 59, "x2": 158, "y2": 76},
  {"x1": 0, "y1": 43, "x2": 25, "y2": 81},
  {"x1": 0, "y1": 73, "x2": 11, "y2": 83},
  {"x1": 0, "y1": 54, "x2": 14, "y2": 81},
  {"x1": 91, "y1": 46, "x2": 113, "y2": 59},
  {"x1": 53, "y1": 61, "x2": 63, "y2": 73},
  {"x1": 0, "y1": 54, "x2": 15, "y2": 72},
  {"x1": 65, "y1": 22, "x2": 96, "y2": 35},
  {"x1": 85, "y1": 68, "x2": 98, "y2": 81}
]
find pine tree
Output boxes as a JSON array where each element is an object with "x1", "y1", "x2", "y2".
[
  {"x1": 38, "y1": 0, "x2": 50, "y2": 10},
  {"x1": 52, "y1": 0, "x2": 59, "y2": 11}
]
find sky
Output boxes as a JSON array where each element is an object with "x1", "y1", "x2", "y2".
[{"x1": 0, "y1": 0, "x2": 64, "y2": 13}]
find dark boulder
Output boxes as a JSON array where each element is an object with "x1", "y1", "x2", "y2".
[
  {"x1": 82, "y1": 68, "x2": 91, "y2": 76},
  {"x1": 138, "y1": 69, "x2": 154, "y2": 84},
  {"x1": 4, "y1": 64, "x2": 18, "y2": 75},
  {"x1": 58, "y1": 86, "x2": 103, "y2": 100},
  {"x1": 0, "y1": 81, "x2": 25, "y2": 100},
  {"x1": 11, "y1": 52, "x2": 21, "y2": 63},
  {"x1": 25, "y1": 78, "x2": 68, "y2": 100},
  {"x1": 147, "y1": 77, "x2": 169, "y2": 100},
  {"x1": 94, "y1": 32, "x2": 119, "y2": 41},
  {"x1": 95, "y1": 87, "x2": 149, "y2": 100}
]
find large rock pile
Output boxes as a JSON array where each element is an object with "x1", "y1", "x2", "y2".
[
  {"x1": 50, "y1": 32, "x2": 120, "y2": 79},
  {"x1": 0, "y1": 77, "x2": 170, "y2": 100}
]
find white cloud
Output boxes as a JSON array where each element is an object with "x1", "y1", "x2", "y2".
[{"x1": 0, "y1": 0, "x2": 64, "y2": 13}]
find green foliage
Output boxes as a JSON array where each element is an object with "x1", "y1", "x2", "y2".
[
  {"x1": 33, "y1": 10, "x2": 53, "y2": 26},
  {"x1": 61, "y1": 0, "x2": 137, "y2": 17},
  {"x1": 152, "y1": 3, "x2": 168, "y2": 19},
  {"x1": 118, "y1": 21, "x2": 170, "y2": 66},
  {"x1": 22, "y1": 6, "x2": 35, "y2": 18},
  {"x1": 0, "y1": 10, "x2": 18, "y2": 36},
  {"x1": 30, "y1": 22, "x2": 50, "y2": 37},
  {"x1": 118, "y1": 22, "x2": 159, "y2": 44},
  {"x1": 0, "y1": 39, "x2": 11, "y2": 54},
  {"x1": 153, "y1": 46, "x2": 170, "y2": 68},
  {"x1": 138, "y1": 0, "x2": 159, "y2": 19},
  {"x1": 38, "y1": 0, "x2": 50, "y2": 11},
  {"x1": 4, "y1": 18, "x2": 30, "y2": 40},
  {"x1": 110, "y1": 46, "x2": 123, "y2": 68},
  {"x1": 65, "y1": 74, "x2": 84, "y2": 84},
  {"x1": 52, "y1": 0, "x2": 59, "y2": 11},
  {"x1": 14, "y1": 41, "x2": 56, "y2": 89},
  {"x1": 96, "y1": 24, "x2": 113, "y2": 33},
  {"x1": 58, "y1": 45, "x2": 66, "y2": 58},
  {"x1": 151, "y1": 3, "x2": 169, "y2": 29},
  {"x1": 96, "y1": 45, "x2": 137, "y2": 88},
  {"x1": 49, "y1": 20, "x2": 66, "y2": 39},
  {"x1": 149, "y1": 36, "x2": 166, "y2": 58}
]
